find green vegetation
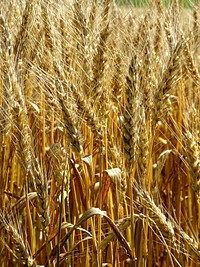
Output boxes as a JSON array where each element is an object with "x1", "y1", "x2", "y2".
[{"x1": 116, "y1": 0, "x2": 195, "y2": 8}]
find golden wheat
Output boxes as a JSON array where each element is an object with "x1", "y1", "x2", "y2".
[{"x1": 0, "y1": 0, "x2": 199, "y2": 266}]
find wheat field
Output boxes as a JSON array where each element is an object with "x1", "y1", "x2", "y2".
[{"x1": 0, "y1": 0, "x2": 200, "y2": 266}]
